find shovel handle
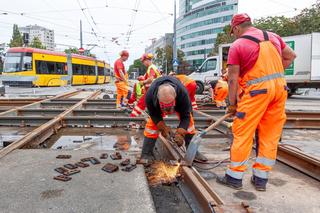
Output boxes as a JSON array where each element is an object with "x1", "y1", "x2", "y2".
[{"x1": 203, "y1": 113, "x2": 232, "y2": 134}]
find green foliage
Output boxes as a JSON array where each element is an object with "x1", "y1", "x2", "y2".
[
  {"x1": 211, "y1": 2, "x2": 320, "y2": 55},
  {"x1": 9, "y1": 24, "x2": 23, "y2": 47},
  {"x1": 154, "y1": 45, "x2": 185, "y2": 73},
  {"x1": 29, "y1": 37, "x2": 46, "y2": 49},
  {"x1": 128, "y1": 58, "x2": 146, "y2": 75},
  {"x1": 64, "y1": 48, "x2": 79, "y2": 54},
  {"x1": 294, "y1": 2, "x2": 320, "y2": 34}
]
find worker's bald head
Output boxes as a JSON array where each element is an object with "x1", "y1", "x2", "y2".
[{"x1": 157, "y1": 84, "x2": 176, "y2": 103}]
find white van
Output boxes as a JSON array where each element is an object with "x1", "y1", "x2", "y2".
[{"x1": 189, "y1": 33, "x2": 320, "y2": 95}]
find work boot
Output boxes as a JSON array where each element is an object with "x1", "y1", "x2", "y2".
[
  {"x1": 185, "y1": 134, "x2": 208, "y2": 162},
  {"x1": 216, "y1": 174, "x2": 243, "y2": 190},
  {"x1": 141, "y1": 137, "x2": 156, "y2": 161},
  {"x1": 251, "y1": 175, "x2": 267, "y2": 191}
]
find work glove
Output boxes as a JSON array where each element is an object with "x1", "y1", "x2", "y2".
[
  {"x1": 156, "y1": 121, "x2": 172, "y2": 139},
  {"x1": 226, "y1": 105, "x2": 237, "y2": 115},
  {"x1": 174, "y1": 128, "x2": 188, "y2": 147}
]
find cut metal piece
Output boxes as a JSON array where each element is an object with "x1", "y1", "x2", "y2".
[
  {"x1": 54, "y1": 167, "x2": 69, "y2": 175},
  {"x1": 100, "y1": 153, "x2": 109, "y2": 159},
  {"x1": 56, "y1": 155, "x2": 72, "y2": 159},
  {"x1": 89, "y1": 157, "x2": 101, "y2": 165},
  {"x1": 121, "y1": 164, "x2": 137, "y2": 172},
  {"x1": 75, "y1": 162, "x2": 90, "y2": 168},
  {"x1": 102, "y1": 163, "x2": 119, "y2": 173},
  {"x1": 64, "y1": 164, "x2": 78, "y2": 169},
  {"x1": 54, "y1": 175, "x2": 72, "y2": 182},
  {"x1": 110, "y1": 152, "x2": 122, "y2": 160},
  {"x1": 120, "y1": 158, "x2": 130, "y2": 166}
]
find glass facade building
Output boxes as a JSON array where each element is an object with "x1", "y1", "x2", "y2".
[{"x1": 177, "y1": 0, "x2": 238, "y2": 67}]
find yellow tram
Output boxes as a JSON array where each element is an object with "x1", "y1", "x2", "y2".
[{"x1": 1, "y1": 47, "x2": 111, "y2": 87}]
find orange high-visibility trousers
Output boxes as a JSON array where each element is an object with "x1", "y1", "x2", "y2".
[
  {"x1": 144, "y1": 113, "x2": 195, "y2": 139},
  {"x1": 115, "y1": 81, "x2": 129, "y2": 108},
  {"x1": 213, "y1": 80, "x2": 228, "y2": 107},
  {"x1": 226, "y1": 31, "x2": 288, "y2": 180}
]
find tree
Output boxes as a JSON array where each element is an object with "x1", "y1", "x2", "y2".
[
  {"x1": 211, "y1": 25, "x2": 235, "y2": 55},
  {"x1": 64, "y1": 48, "x2": 79, "y2": 54},
  {"x1": 210, "y1": 2, "x2": 320, "y2": 55},
  {"x1": 29, "y1": 37, "x2": 46, "y2": 49},
  {"x1": 294, "y1": 2, "x2": 320, "y2": 34},
  {"x1": 128, "y1": 58, "x2": 146, "y2": 76},
  {"x1": 254, "y1": 16, "x2": 299, "y2": 37},
  {"x1": 154, "y1": 45, "x2": 186, "y2": 74},
  {"x1": 9, "y1": 24, "x2": 23, "y2": 47}
]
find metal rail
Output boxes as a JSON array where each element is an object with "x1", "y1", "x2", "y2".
[
  {"x1": 157, "y1": 135, "x2": 249, "y2": 212},
  {"x1": 0, "y1": 90, "x2": 101, "y2": 159},
  {"x1": 277, "y1": 145, "x2": 320, "y2": 181},
  {"x1": 197, "y1": 110, "x2": 320, "y2": 182},
  {"x1": 0, "y1": 90, "x2": 81, "y2": 117}
]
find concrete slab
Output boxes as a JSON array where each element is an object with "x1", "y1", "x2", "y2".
[
  {"x1": 0, "y1": 149, "x2": 155, "y2": 213},
  {"x1": 196, "y1": 137, "x2": 320, "y2": 213}
]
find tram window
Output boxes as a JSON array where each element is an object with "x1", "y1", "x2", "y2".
[
  {"x1": 72, "y1": 64, "x2": 82, "y2": 75},
  {"x1": 46, "y1": 62, "x2": 56, "y2": 74},
  {"x1": 56, "y1": 63, "x2": 66, "y2": 75},
  {"x1": 36, "y1": 60, "x2": 49, "y2": 74},
  {"x1": 105, "y1": 68, "x2": 110, "y2": 75},
  {"x1": 88, "y1": 66, "x2": 95, "y2": 76},
  {"x1": 82, "y1": 65, "x2": 89, "y2": 75},
  {"x1": 98, "y1": 67, "x2": 104, "y2": 76}
]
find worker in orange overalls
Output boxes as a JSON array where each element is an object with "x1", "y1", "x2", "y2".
[
  {"x1": 130, "y1": 53, "x2": 161, "y2": 117},
  {"x1": 209, "y1": 78, "x2": 229, "y2": 109},
  {"x1": 140, "y1": 76, "x2": 207, "y2": 162},
  {"x1": 169, "y1": 72, "x2": 198, "y2": 110},
  {"x1": 114, "y1": 50, "x2": 129, "y2": 109},
  {"x1": 216, "y1": 14, "x2": 296, "y2": 191},
  {"x1": 128, "y1": 76, "x2": 145, "y2": 106}
]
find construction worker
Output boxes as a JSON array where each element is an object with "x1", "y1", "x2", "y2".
[
  {"x1": 141, "y1": 76, "x2": 207, "y2": 162},
  {"x1": 130, "y1": 53, "x2": 161, "y2": 117},
  {"x1": 169, "y1": 72, "x2": 198, "y2": 110},
  {"x1": 209, "y1": 78, "x2": 229, "y2": 109},
  {"x1": 114, "y1": 50, "x2": 129, "y2": 109},
  {"x1": 216, "y1": 14, "x2": 296, "y2": 191},
  {"x1": 128, "y1": 76, "x2": 145, "y2": 106}
]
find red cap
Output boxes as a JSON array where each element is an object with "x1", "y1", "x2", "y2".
[
  {"x1": 120, "y1": 50, "x2": 129, "y2": 57},
  {"x1": 140, "y1": 53, "x2": 153, "y2": 62},
  {"x1": 230, "y1": 13, "x2": 251, "y2": 34}
]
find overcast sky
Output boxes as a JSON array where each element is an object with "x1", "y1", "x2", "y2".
[{"x1": 0, "y1": 0, "x2": 317, "y2": 66}]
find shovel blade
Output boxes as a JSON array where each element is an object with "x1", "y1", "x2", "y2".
[{"x1": 184, "y1": 135, "x2": 202, "y2": 166}]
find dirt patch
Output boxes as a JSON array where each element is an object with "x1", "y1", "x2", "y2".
[
  {"x1": 233, "y1": 191, "x2": 257, "y2": 201},
  {"x1": 40, "y1": 189, "x2": 64, "y2": 200},
  {"x1": 269, "y1": 178, "x2": 287, "y2": 187},
  {"x1": 150, "y1": 185, "x2": 191, "y2": 213}
]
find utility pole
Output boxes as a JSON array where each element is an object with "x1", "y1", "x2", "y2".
[
  {"x1": 80, "y1": 20, "x2": 83, "y2": 48},
  {"x1": 173, "y1": 0, "x2": 178, "y2": 72}
]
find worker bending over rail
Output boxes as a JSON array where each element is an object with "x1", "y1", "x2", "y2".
[
  {"x1": 209, "y1": 77, "x2": 229, "y2": 109},
  {"x1": 130, "y1": 53, "x2": 161, "y2": 117},
  {"x1": 216, "y1": 13, "x2": 296, "y2": 191},
  {"x1": 114, "y1": 50, "x2": 130, "y2": 109},
  {"x1": 141, "y1": 76, "x2": 207, "y2": 162},
  {"x1": 169, "y1": 72, "x2": 198, "y2": 110}
]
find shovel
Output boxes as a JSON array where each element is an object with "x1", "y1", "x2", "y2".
[{"x1": 183, "y1": 113, "x2": 232, "y2": 166}]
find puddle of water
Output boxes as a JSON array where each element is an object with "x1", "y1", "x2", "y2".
[
  {"x1": 0, "y1": 135, "x2": 24, "y2": 148},
  {"x1": 51, "y1": 134, "x2": 141, "y2": 151}
]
